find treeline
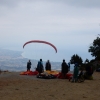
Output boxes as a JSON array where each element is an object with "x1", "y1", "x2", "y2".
[{"x1": 69, "y1": 34, "x2": 100, "y2": 70}]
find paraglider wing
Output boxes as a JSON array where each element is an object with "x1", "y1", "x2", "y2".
[{"x1": 23, "y1": 40, "x2": 57, "y2": 53}]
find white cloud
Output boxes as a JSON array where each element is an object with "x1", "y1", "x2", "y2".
[{"x1": 0, "y1": 0, "x2": 100, "y2": 62}]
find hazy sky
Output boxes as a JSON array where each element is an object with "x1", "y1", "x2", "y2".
[{"x1": 0, "y1": 0, "x2": 100, "y2": 62}]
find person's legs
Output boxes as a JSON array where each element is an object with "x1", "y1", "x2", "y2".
[
  {"x1": 72, "y1": 76, "x2": 75, "y2": 82},
  {"x1": 75, "y1": 78, "x2": 78, "y2": 82},
  {"x1": 64, "y1": 73, "x2": 66, "y2": 79}
]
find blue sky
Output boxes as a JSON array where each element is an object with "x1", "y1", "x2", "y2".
[{"x1": 0, "y1": 0, "x2": 100, "y2": 62}]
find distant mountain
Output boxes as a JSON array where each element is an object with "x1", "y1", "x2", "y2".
[
  {"x1": 0, "y1": 48, "x2": 27, "y2": 71},
  {"x1": 0, "y1": 48, "x2": 62, "y2": 71}
]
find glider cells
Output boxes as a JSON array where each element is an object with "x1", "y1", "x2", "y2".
[{"x1": 23, "y1": 40, "x2": 57, "y2": 53}]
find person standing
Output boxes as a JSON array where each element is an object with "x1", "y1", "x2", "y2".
[
  {"x1": 45, "y1": 60, "x2": 51, "y2": 71},
  {"x1": 37, "y1": 59, "x2": 44, "y2": 74},
  {"x1": 72, "y1": 63, "x2": 79, "y2": 82},
  {"x1": 61, "y1": 59, "x2": 68, "y2": 79},
  {"x1": 84, "y1": 63, "x2": 93, "y2": 79},
  {"x1": 27, "y1": 60, "x2": 32, "y2": 71},
  {"x1": 68, "y1": 62, "x2": 70, "y2": 71}
]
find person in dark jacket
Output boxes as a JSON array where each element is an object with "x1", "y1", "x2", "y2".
[
  {"x1": 85, "y1": 63, "x2": 93, "y2": 76},
  {"x1": 45, "y1": 60, "x2": 51, "y2": 71},
  {"x1": 84, "y1": 63, "x2": 93, "y2": 79},
  {"x1": 27, "y1": 60, "x2": 32, "y2": 71},
  {"x1": 61, "y1": 59, "x2": 68, "y2": 79},
  {"x1": 37, "y1": 59, "x2": 44, "y2": 75}
]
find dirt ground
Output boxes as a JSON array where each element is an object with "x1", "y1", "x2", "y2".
[{"x1": 0, "y1": 71, "x2": 100, "y2": 100}]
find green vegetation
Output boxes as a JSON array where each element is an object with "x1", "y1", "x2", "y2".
[
  {"x1": 69, "y1": 34, "x2": 100, "y2": 70},
  {"x1": 88, "y1": 35, "x2": 100, "y2": 60},
  {"x1": 70, "y1": 54, "x2": 83, "y2": 65}
]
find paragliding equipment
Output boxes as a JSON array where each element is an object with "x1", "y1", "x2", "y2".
[
  {"x1": 23, "y1": 40, "x2": 57, "y2": 53},
  {"x1": 22, "y1": 40, "x2": 57, "y2": 61}
]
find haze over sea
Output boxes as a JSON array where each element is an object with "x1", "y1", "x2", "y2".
[{"x1": 0, "y1": 48, "x2": 74, "y2": 72}]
